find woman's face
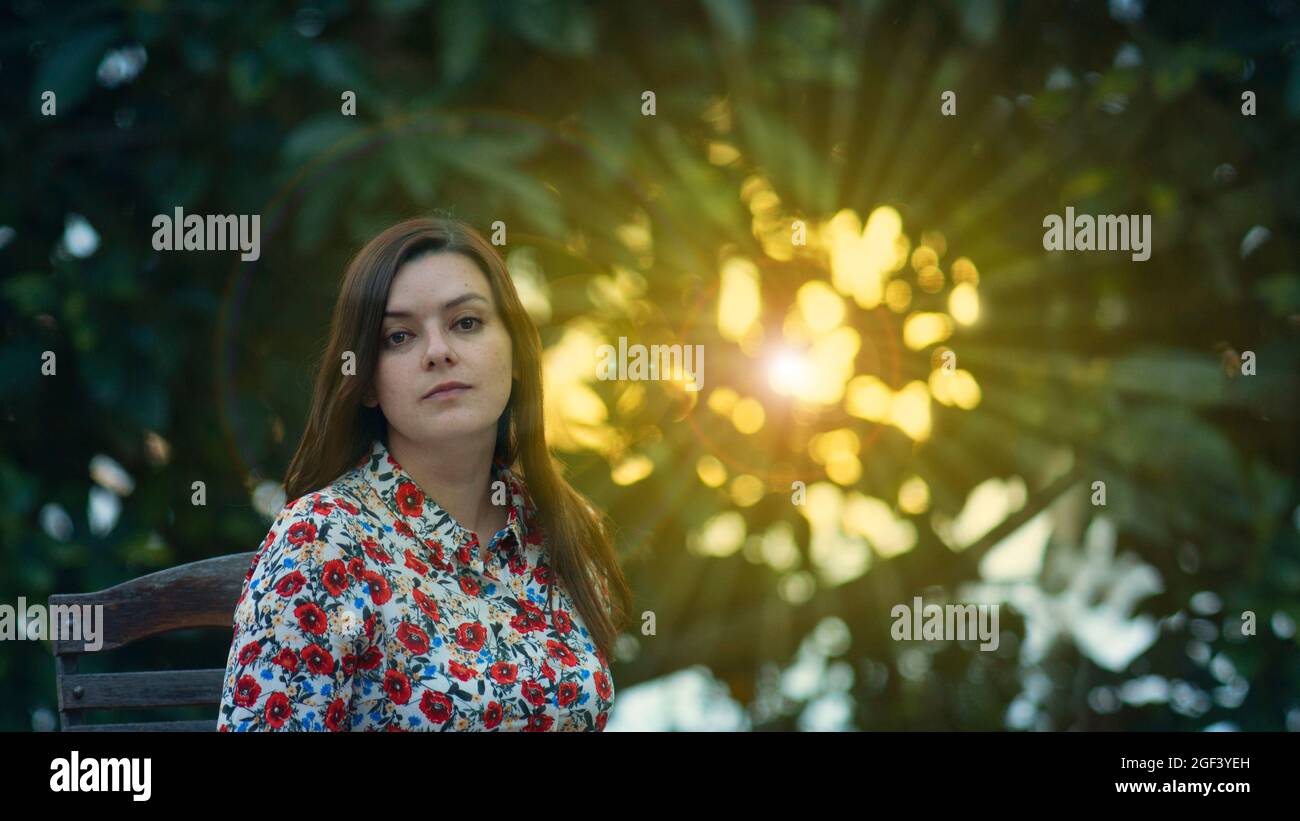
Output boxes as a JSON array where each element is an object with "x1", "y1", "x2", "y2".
[{"x1": 364, "y1": 250, "x2": 517, "y2": 450}]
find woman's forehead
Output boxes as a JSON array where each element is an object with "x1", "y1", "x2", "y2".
[{"x1": 388, "y1": 252, "x2": 494, "y2": 309}]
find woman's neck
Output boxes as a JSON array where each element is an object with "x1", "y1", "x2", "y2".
[{"x1": 386, "y1": 429, "x2": 502, "y2": 541}]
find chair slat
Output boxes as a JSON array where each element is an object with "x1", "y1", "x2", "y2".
[
  {"x1": 48, "y1": 552, "x2": 256, "y2": 654},
  {"x1": 70, "y1": 720, "x2": 217, "y2": 732},
  {"x1": 51, "y1": 551, "x2": 260, "y2": 731},
  {"x1": 60, "y1": 668, "x2": 225, "y2": 710}
]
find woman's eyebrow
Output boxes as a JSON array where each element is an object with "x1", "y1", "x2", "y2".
[{"x1": 384, "y1": 292, "x2": 488, "y2": 319}]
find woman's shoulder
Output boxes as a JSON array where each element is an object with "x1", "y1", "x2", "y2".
[
  {"x1": 280, "y1": 486, "x2": 364, "y2": 524},
  {"x1": 277, "y1": 465, "x2": 374, "y2": 523},
  {"x1": 253, "y1": 474, "x2": 373, "y2": 562}
]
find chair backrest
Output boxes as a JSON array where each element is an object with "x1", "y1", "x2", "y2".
[{"x1": 49, "y1": 551, "x2": 255, "y2": 731}]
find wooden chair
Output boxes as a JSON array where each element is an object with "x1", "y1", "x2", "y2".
[{"x1": 49, "y1": 551, "x2": 255, "y2": 731}]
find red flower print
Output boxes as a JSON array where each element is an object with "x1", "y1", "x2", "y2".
[
  {"x1": 423, "y1": 539, "x2": 447, "y2": 565},
  {"x1": 510, "y1": 601, "x2": 546, "y2": 634},
  {"x1": 395, "y1": 481, "x2": 424, "y2": 517},
  {"x1": 362, "y1": 570, "x2": 391, "y2": 605},
  {"x1": 524, "y1": 713, "x2": 553, "y2": 732},
  {"x1": 412, "y1": 587, "x2": 440, "y2": 622},
  {"x1": 233, "y1": 675, "x2": 261, "y2": 708},
  {"x1": 336, "y1": 498, "x2": 360, "y2": 515},
  {"x1": 363, "y1": 538, "x2": 393, "y2": 564},
  {"x1": 274, "y1": 648, "x2": 299, "y2": 672},
  {"x1": 322, "y1": 560, "x2": 351, "y2": 596},
  {"x1": 521, "y1": 679, "x2": 546, "y2": 706},
  {"x1": 264, "y1": 692, "x2": 292, "y2": 728},
  {"x1": 324, "y1": 698, "x2": 348, "y2": 731},
  {"x1": 448, "y1": 660, "x2": 478, "y2": 681},
  {"x1": 286, "y1": 521, "x2": 316, "y2": 545},
  {"x1": 275, "y1": 570, "x2": 306, "y2": 597},
  {"x1": 301, "y1": 643, "x2": 335, "y2": 675},
  {"x1": 419, "y1": 690, "x2": 453, "y2": 725},
  {"x1": 396, "y1": 622, "x2": 430, "y2": 655},
  {"x1": 547, "y1": 639, "x2": 579, "y2": 668},
  {"x1": 384, "y1": 669, "x2": 411, "y2": 704},
  {"x1": 594, "y1": 670, "x2": 612, "y2": 700},
  {"x1": 404, "y1": 550, "x2": 429, "y2": 575},
  {"x1": 294, "y1": 602, "x2": 328, "y2": 635},
  {"x1": 557, "y1": 681, "x2": 580, "y2": 707},
  {"x1": 456, "y1": 622, "x2": 486, "y2": 652},
  {"x1": 596, "y1": 712, "x2": 607, "y2": 731},
  {"x1": 489, "y1": 662, "x2": 518, "y2": 685},
  {"x1": 219, "y1": 439, "x2": 618, "y2": 732}
]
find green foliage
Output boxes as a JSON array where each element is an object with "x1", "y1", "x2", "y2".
[{"x1": 1, "y1": 0, "x2": 1297, "y2": 732}]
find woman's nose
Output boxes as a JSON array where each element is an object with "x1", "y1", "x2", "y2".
[{"x1": 424, "y1": 329, "x2": 456, "y2": 366}]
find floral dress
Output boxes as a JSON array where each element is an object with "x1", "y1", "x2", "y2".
[{"x1": 217, "y1": 437, "x2": 615, "y2": 731}]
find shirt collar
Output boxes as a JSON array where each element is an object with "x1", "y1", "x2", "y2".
[{"x1": 360, "y1": 437, "x2": 535, "y2": 560}]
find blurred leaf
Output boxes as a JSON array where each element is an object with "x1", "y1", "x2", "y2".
[
  {"x1": 374, "y1": 0, "x2": 428, "y2": 15},
  {"x1": 229, "y1": 49, "x2": 273, "y2": 104},
  {"x1": 702, "y1": 0, "x2": 753, "y2": 47},
  {"x1": 31, "y1": 24, "x2": 120, "y2": 114},
  {"x1": 438, "y1": 0, "x2": 488, "y2": 85},
  {"x1": 281, "y1": 114, "x2": 365, "y2": 167},
  {"x1": 506, "y1": 0, "x2": 596, "y2": 57},
  {"x1": 957, "y1": 0, "x2": 1000, "y2": 45},
  {"x1": 293, "y1": 169, "x2": 351, "y2": 253},
  {"x1": 1255, "y1": 271, "x2": 1300, "y2": 317},
  {"x1": 1, "y1": 272, "x2": 59, "y2": 315},
  {"x1": 1102, "y1": 404, "x2": 1245, "y2": 504},
  {"x1": 308, "y1": 42, "x2": 375, "y2": 96},
  {"x1": 1285, "y1": 57, "x2": 1300, "y2": 119},
  {"x1": 1106, "y1": 349, "x2": 1228, "y2": 408},
  {"x1": 390, "y1": 137, "x2": 444, "y2": 204}
]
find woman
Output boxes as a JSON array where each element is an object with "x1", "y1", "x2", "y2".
[{"x1": 217, "y1": 215, "x2": 630, "y2": 731}]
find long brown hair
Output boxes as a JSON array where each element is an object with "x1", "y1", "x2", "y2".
[{"x1": 283, "y1": 215, "x2": 629, "y2": 663}]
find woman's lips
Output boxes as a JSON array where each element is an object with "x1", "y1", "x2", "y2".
[{"x1": 425, "y1": 385, "x2": 471, "y2": 400}]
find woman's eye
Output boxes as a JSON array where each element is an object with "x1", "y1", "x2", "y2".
[
  {"x1": 386, "y1": 331, "x2": 409, "y2": 346},
  {"x1": 455, "y1": 316, "x2": 481, "y2": 331}
]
